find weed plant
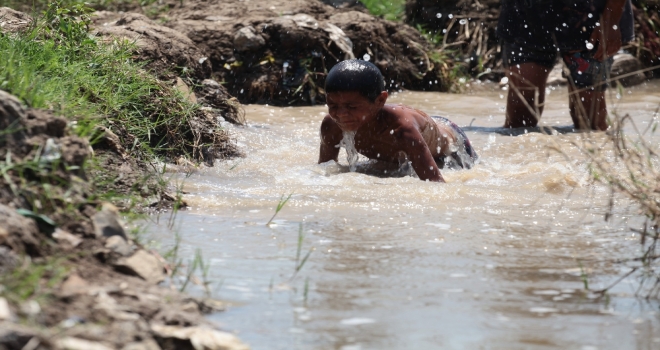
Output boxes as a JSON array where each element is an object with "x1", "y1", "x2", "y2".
[
  {"x1": 359, "y1": 0, "x2": 406, "y2": 22},
  {"x1": 0, "y1": 0, "x2": 164, "y2": 17},
  {"x1": 266, "y1": 193, "x2": 293, "y2": 226}
]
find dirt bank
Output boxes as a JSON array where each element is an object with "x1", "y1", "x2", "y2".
[
  {"x1": 105, "y1": 0, "x2": 450, "y2": 105},
  {"x1": 0, "y1": 6, "x2": 248, "y2": 349},
  {"x1": 0, "y1": 89, "x2": 248, "y2": 350}
]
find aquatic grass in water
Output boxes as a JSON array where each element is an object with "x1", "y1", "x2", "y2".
[
  {"x1": 266, "y1": 193, "x2": 293, "y2": 226},
  {"x1": 291, "y1": 223, "x2": 314, "y2": 281}
]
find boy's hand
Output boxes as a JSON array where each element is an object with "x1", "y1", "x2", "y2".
[{"x1": 589, "y1": 0, "x2": 626, "y2": 61}]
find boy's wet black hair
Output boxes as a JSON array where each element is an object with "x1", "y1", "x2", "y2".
[{"x1": 325, "y1": 59, "x2": 385, "y2": 102}]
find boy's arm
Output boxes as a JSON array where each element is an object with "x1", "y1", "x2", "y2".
[
  {"x1": 396, "y1": 126, "x2": 445, "y2": 182},
  {"x1": 590, "y1": 0, "x2": 627, "y2": 61},
  {"x1": 318, "y1": 115, "x2": 342, "y2": 163}
]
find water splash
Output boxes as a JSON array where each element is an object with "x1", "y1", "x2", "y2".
[{"x1": 340, "y1": 131, "x2": 359, "y2": 172}]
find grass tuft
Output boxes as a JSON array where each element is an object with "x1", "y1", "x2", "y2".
[{"x1": 359, "y1": 0, "x2": 406, "y2": 22}]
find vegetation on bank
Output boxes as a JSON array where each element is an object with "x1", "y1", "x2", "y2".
[
  {"x1": 359, "y1": 0, "x2": 469, "y2": 91},
  {"x1": 0, "y1": 4, "x2": 245, "y2": 346},
  {"x1": 0, "y1": 0, "x2": 169, "y2": 17},
  {"x1": 359, "y1": 0, "x2": 405, "y2": 21}
]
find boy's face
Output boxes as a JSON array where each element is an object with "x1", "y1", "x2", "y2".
[{"x1": 326, "y1": 91, "x2": 387, "y2": 132}]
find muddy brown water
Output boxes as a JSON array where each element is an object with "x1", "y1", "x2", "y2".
[{"x1": 144, "y1": 81, "x2": 660, "y2": 349}]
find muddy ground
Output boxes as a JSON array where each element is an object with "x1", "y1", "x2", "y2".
[
  {"x1": 90, "y1": 0, "x2": 453, "y2": 106},
  {"x1": 0, "y1": 88, "x2": 248, "y2": 350},
  {"x1": 89, "y1": 0, "x2": 659, "y2": 108},
  {"x1": 0, "y1": 6, "x2": 247, "y2": 350}
]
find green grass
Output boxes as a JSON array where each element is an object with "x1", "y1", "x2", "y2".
[
  {"x1": 0, "y1": 256, "x2": 69, "y2": 306},
  {"x1": 0, "y1": 3, "x2": 214, "y2": 160},
  {"x1": 359, "y1": 0, "x2": 405, "y2": 22},
  {"x1": 0, "y1": 0, "x2": 161, "y2": 15}
]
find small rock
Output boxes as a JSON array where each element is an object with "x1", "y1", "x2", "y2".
[
  {"x1": 0, "y1": 325, "x2": 39, "y2": 349},
  {"x1": 55, "y1": 337, "x2": 114, "y2": 350},
  {"x1": 52, "y1": 228, "x2": 83, "y2": 248},
  {"x1": 176, "y1": 77, "x2": 198, "y2": 103},
  {"x1": 60, "y1": 274, "x2": 90, "y2": 297},
  {"x1": 0, "y1": 246, "x2": 19, "y2": 275},
  {"x1": 19, "y1": 300, "x2": 40, "y2": 316},
  {"x1": 94, "y1": 292, "x2": 140, "y2": 321},
  {"x1": 0, "y1": 7, "x2": 33, "y2": 34},
  {"x1": 114, "y1": 250, "x2": 165, "y2": 284},
  {"x1": 0, "y1": 204, "x2": 41, "y2": 255},
  {"x1": 181, "y1": 301, "x2": 199, "y2": 313},
  {"x1": 611, "y1": 53, "x2": 647, "y2": 87},
  {"x1": 92, "y1": 203, "x2": 127, "y2": 239},
  {"x1": 0, "y1": 297, "x2": 15, "y2": 321},
  {"x1": 233, "y1": 26, "x2": 265, "y2": 52},
  {"x1": 94, "y1": 125, "x2": 128, "y2": 159},
  {"x1": 151, "y1": 324, "x2": 250, "y2": 350},
  {"x1": 105, "y1": 235, "x2": 133, "y2": 256},
  {"x1": 121, "y1": 339, "x2": 161, "y2": 350}
]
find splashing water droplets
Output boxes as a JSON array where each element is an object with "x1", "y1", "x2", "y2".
[{"x1": 340, "y1": 131, "x2": 359, "y2": 172}]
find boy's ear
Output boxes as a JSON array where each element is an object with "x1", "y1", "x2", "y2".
[{"x1": 375, "y1": 91, "x2": 388, "y2": 107}]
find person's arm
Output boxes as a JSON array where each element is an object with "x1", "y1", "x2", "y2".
[
  {"x1": 590, "y1": 0, "x2": 627, "y2": 61},
  {"x1": 318, "y1": 115, "x2": 342, "y2": 163},
  {"x1": 396, "y1": 126, "x2": 445, "y2": 182}
]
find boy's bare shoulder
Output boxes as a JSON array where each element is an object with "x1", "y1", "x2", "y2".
[{"x1": 379, "y1": 104, "x2": 428, "y2": 129}]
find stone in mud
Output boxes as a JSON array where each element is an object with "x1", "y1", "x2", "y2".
[
  {"x1": 52, "y1": 228, "x2": 83, "y2": 248},
  {"x1": 92, "y1": 203, "x2": 127, "y2": 239},
  {"x1": 121, "y1": 339, "x2": 161, "y2": 350},
  {"x1": 92, "y1": 12, "x2": 212, "y2": 79},
  {"x1": 114, "y1": 250, "x2": 165, "y2": 284},
  {"x1": 611, "y1": 53, "x2": 647, "y2": 87},
  {"x1": 55, "y1": 337, "x2": 114, "y2": 350},
  {"x1": 0, "y1": 7, "x2": 32, "y2": 34},
  {"x1": 0, "y1": 298, "x2": 14, "y2": 321},
  {"x1": 321, "y1": 0, "x2": 365, "y2": 9},
  {"x1": 0, "y1": 204, "x2": 42, "y2": 256},
  {"x1": 151, "y1": 324, "x2": 250, "y2": 350},
  {"x1": 176, "y1": 77, "x2": 198, "y2": 104},
  {"x1": 0, "y1": 90, "x2": 28, "y2": 152},
  {"x1": 233, "y1": 26, "x2": 266, "y2": 52},
  {"x1": 0, "y1": 246, "x2": 19, "y2": 275},
  {"x1": 0, "y1": 325, "x2": 42, "y2": 350},
  {"x1": 196, "y1": 79, "x2": 244, "y2": 125},
  {"x1": 105, "y1": 235, "x2": 133, "y2": 256},
  {"x1": 93, "y1": 125, "x2": 128, "y2": 159},
  {"x1": 60, "y1": 274, "x2": 91, "y2": 297}
]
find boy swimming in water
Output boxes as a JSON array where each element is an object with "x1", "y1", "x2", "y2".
[{"x1": 318, "y1": 59, "x2": 478, "y2": 183}]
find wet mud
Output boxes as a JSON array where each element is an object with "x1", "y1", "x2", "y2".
[{"x1": 0, "y1": 90, "x2": 248, "y2": 349}]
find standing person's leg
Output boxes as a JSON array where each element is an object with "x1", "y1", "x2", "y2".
[
  {"x1": 567, "y1": 85, "x2": 608, "y2": 131},
  {"x1": 563, "y1": 52, "x2": 613, "y2": 131},
  {"x1": 504, "y1": 62, "x2": 552, "y2": 128}
]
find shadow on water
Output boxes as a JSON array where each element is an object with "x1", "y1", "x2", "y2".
[{"x1": 463, "y1": 125, "x2": 579, "y2": 136}]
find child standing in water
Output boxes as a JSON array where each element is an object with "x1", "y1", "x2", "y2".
[{"x1": 318, "y1": 59, "x2": 477, "y2": 183}]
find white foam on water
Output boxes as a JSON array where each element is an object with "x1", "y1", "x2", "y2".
[{"x1": 340, "y1": 318, "x2": 376, "y2": 326}]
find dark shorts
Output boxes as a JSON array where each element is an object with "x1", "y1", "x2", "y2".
[
  {"x1": 502, "y1": 41, "x2": 613, "y2": 90},
  {"x1": 432, "y1": 116, "x2": 478, "y2": 170}
]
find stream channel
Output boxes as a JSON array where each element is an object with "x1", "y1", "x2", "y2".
[{"x1": 144, "y1": 81, "x2": 660, "y2": 349}]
